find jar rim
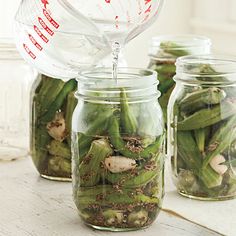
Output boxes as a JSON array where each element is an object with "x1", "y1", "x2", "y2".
[
  {"x1": 76, "y1": 67, "x2": 160, "y2": 102},
  {"x1": 148, "y1": 35, "x2": 211, "y2": 61},
  {"x1": 150, "y1": 34, "x2": 211, "y2": 49},
  {"x1": 78, "y1": 67, "x2": 158, "y2": 83},
  {"x1": 175, "y1": 54, "x2": 236, "y2": 84}
]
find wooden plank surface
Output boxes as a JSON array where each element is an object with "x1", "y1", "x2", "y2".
[
  {"x1": 163, "y1": 165, "x2": 236, "y2": 236},
  {"x1": 0, "y1": 158, "x2": 222, "y2": 236}
]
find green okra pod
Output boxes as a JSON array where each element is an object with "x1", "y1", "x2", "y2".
[
  {"x1": 177, "y1": 131, "x2": 222, "y2": 188},
  {"x1": 180, "y1": 87, "x2": 226, "y2": 115},
  {"x1": 33, "y1": 77, "x2": 54, "y2": 117},
  {"x1": 77, "y1": 185, "x2": 159, "y2": 209},
  {"x1": 177, "y1": 99, "x2": 236, "y2": 131},
  {"x1": 153, "y1": 63, "x2": 176, "y2": 75},
  {"x1": 194, "y1": 128, "x2": 205, "y2": 154},
  {"x1": 79, "y1": 139, "x2": 113, "y2": 187},
  {"x1": 78, "y1": 108, "x2": 113, "y2": 162},
  {"x1": 65, "y1": 90, "x2": 78, "y2": 144},
  {"x1": 109, "y1": 115, "x2": 164, "y2": 159},
  {"x1": 159, "y1": 78, "x2": 175, "y2": 95},
  {"x1": 39, "y1": 79, "x2": 65, "y2": 115},
  {"x1": 196, "y1": 65, "x2": 226, "y2": 82},
  {"x1": 203, "y1": 115, "x2": 236, "y2": 168},
  {"x1": 106, "y1": 168, "x2": 158, "y2": 188},
  {"x1": 107, "y1": 191, "x2": 159, "y2": 205},
  {"x1": 157, "y1": 73, "x2": 174, "y2": 84},
  {"x1": 83, "y1": 103, "x2": 106, "y2": 123},
  {"x1": 160, "y1": 42, "x2": 189, "y2": 57},
  {"x1": 120, "y1": 88, "x2": 138, "y2": 135},
  {"x1": 159, "y1": 86, "x2": 174, "y2": 122},
  {"x1": 37, "y1": 76, "x2": 58, "y2": 106},
  {"x1": 40, "y1": 79, "x2": 77, "y2": 123},
  {"x1": 48, "y1": 155, "x2": 71, "y2": 175},
  {"x1": 32, "y1": 125, "x2": 51, "y2": 172},
  {"x1": 47, "y1": 140, "x2": 71, "y2": 160},
  {"x1": 34, "y1": 75, "x2": 47, "y2": 94}
]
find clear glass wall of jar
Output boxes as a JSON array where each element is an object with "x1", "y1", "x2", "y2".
[
  {"x1": 0, "y1": 38, "x2": 35, "y2": 161},
  {"x1": 30, "y1": 75, "x2": 77, "y2": 181},
  {"x1": 72, "y1": 68, "x2": 165, "y2": 231},
  {"x1": 148, "y1": 35, "x2": 211, "y2": 123},
  {"x1": 168, "y1": 55, "x2": 236, "y2": 201}
]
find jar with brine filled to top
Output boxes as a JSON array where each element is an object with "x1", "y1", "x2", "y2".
[
  {"x1": 148, "y1": 35, "x2": 211, "y2": 123},
  {"x1": 72, "y1": 68, "x2": 165, "y2": 231},
  {"x1": 168, "y1": 55, "x2": 236, "y2": 201}
]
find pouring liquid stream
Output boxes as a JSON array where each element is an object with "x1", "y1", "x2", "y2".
[{"x1": 112, "y1": 42, "x2": 121, "y2": 82}]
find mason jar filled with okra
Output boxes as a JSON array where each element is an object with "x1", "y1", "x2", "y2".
[
  {"x1": 72, "y1": 68, "x2": 165, "y2": 231},
  {"x1": 168, "y1": 55, "x2": 236, "y2": 201},
  {"x1": 148, "y1": 35, "x2": 211, "y2": 123},
  {"x1": 31, "y1": 75, "x2": 77, "y2": 181}
]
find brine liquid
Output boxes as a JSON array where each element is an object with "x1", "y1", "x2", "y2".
[{"x1": 72, "y1": 132, "x2": 163, "y2": 230}]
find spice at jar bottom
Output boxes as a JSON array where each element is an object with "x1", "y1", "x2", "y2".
[
  {"x1": 72, "y1": 68, "x2": 165, "y2": 231},
  {"x1": 168, "y1": 56, "x2": 236, "y2": 201}
]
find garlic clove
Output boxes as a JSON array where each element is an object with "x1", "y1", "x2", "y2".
[
  {"x1": 104, "y1": 156, "x2": 136, "y2": 173},
  {"x1": 47, "y1": 112, "x2": 67, "y2": 142},
  {"x1": 210, "y1": 154, "x2": 228, "y2": 175},
  {"x1": 102, "y1": 210, "x2": 124, "y2": 225},
  {"x1": 127, "y1": 210, "x2": 148, "y2": 227}
]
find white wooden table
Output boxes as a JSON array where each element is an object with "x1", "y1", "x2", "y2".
[{"x1": 0, "y1": 158, "x2": 224, "y2": 236}]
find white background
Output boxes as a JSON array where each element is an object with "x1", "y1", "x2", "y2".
[{"x1": 1, "y1": 0, "x2": 236, "y2": 67}]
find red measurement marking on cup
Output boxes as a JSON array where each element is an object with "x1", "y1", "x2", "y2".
[
  {"x1": 41, "y1": 0, "x2": 49, "y2": 9},
  {"x1": 145, "y1": 4, "x2": 152, "y2": 13},
  {"x1": 105, "y1": 0, "x2": 111, "y2": 3},
  {"x1": 38, "y1": 17, "x2": 54, "y2": 36},
  {"x1": 142, "y1": 0, "x2": 154, "y2": 22},
  {"x1": 34, "y1": 25, "x2": 49, "y2": 43},
  {"x1": 115, "y1": 16, "x2": 119, "y2": 28},
  {"x1": 29, "y1": 34, "x2": 43, "y2": 51},
  {"x1": 23, "y1": 44, "x2": 36, "y2": 59},
  {"x1": 43, "y1": 9, "x2": 60, "y2": 29}
]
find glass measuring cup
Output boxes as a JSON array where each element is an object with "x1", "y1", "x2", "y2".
[{"x1": 14, "y1": 0, "x2": 163, "y2": 79}]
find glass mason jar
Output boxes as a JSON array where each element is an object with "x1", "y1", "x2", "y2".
[
  {"x1": 30, "y1": 53, "x2": 127, "y2": 181},
  {"x1": 148, "y1": 35, "x2": 211, "y2": 123},
  {"x1": 31, "y1": 75, "x2": 77, "y2": 181},
  {"x1": 72, "y1": 68, "x2": 165, "y2": 231},
  {"x1": 0, "y1": 38, "x2": 35, "y2": 160},
  {"x1": 168, "y1": 55, "x2": 236, "y2": 201}
]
